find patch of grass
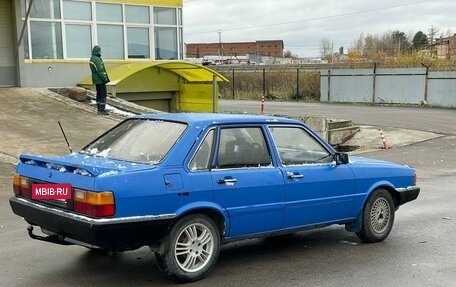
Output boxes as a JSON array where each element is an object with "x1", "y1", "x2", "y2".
[{"x1": 218, "y1": 68, "x2": 320, "y2": 102}]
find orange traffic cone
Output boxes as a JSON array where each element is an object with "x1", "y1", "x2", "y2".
[{"x1": 378, "y1": 129, "x2": 389, "y2": 149}]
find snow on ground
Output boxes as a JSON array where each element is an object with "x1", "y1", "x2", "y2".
[{"x1": 90, "y1": 100, "x2": 136, "y2": 117}]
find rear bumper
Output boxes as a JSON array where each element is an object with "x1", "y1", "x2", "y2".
[
  {"x1": 10, "y1": 197, "x2": 175, "y2": 251},
  {"x1": 396, "y1": 186, "x2": 420, "y2": 206}
]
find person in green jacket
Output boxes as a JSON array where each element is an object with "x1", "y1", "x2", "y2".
[{"x1": 89, "y1": 45, "x2": 110, "y2": 115}]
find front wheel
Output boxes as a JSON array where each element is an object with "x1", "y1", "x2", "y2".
[
  {"x1": 155, "y1": 214, "x2": 220, "y2": 282},
  {"x1": 356, "y1": 188, "x2": 395, "y2": 243}
]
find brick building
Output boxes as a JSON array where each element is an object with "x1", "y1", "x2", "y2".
[
  {"x1": 186, "y1": 40, "x2": 284, "y2": 58},
  {"x1": 433, "y1": 34, "x2": 456, "y2": 59}
]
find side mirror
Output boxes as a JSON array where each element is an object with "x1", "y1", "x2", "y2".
[{"x1": 334, "y1": 153, "x2": 349, "y2": 165}]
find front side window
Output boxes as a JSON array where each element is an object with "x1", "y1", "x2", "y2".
[
  {"x1": 30, "y1": 21, "x2": 63, "y2": 59},
  {"x1": 216, "y1": 127, "x2": 272, "y2": 169},
  {"x1": 65, "y1": 24, "x2": 91, "y2": 58},
  {"x1": 127, "y1": 27, "x2": 150, "y2": 58},
  {"x1": 269, "y1": 126, "x2": 333, "y2": 165},
  {"x1": 82, "y1": 119, "x2": 187, "y2": 164},
  {"x1": 97, "y1": 25, "x2": 124, "y2": 59},
  {"x1": 155, "y1": 27, "x2": 177, "y2": 60}
]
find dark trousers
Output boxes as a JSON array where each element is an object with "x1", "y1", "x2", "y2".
[{"x1": 96, "y1": 84, "x2": 107, "y2": 111}]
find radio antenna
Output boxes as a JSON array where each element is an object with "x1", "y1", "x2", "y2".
[{"x1": 58, "y1": 121, "x2": 73, "y2": 153}]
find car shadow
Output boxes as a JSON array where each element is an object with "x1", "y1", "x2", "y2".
[{"x1": 17, "y1": 226, "x2": 362, "y2": 286}]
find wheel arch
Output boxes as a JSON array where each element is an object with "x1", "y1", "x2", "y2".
[
  {"x1": 175, "y1": 202, "x2": 229, "y2": 240},
  {"x1": 364, "y1": 181, "x2": 399, "y2": 208},
  {"x1": 346, "y1": 182, "x2": 397, "y2": 233}
]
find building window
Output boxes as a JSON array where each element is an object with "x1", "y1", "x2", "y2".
[
  {"x1": 153, "y1": 7, "x2": 176, "y2": 25},
  {"x1": 66, "y1": 24, "x2": 91, "y2": 58},
  {"x1": 179, "y1": 27, "x2": 183, "y2": 60},
  {"x1": 178, "y1": 8, "x2": 182, "y2": 25},
  {"x1": 30, "y1": 21, "x2": 63, "y2": 59},
  {"x1": 96, "y1": 3, "x2": 122, "y2": 23},
  {"x1": 97, "y1": 24, "x2": 124, "y2": 59},
  {"x1": 155, "y1": 27, "x2": 177, "y2": 60},
  {"x1": 23, "y1": 22, "x2": 30, "y2": 59},
  {"x1": 126, "y1": 5, "x2": 149, "y2": 24},
  {"x1": 22, "y1": 0, "x2": 182, "y2": 60},
  {"x1": 127, "y1": 27, "x2": 150, "y2": 58},
  {"x1": 30, "y1": 0, "x2": 61, "y2": 19},
  {"x1": 63, "y1": 0, "x2": 91, "y2": 21}
]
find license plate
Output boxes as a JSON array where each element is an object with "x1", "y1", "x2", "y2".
[{"x1": 32, "y1": 183, "x2": 72, "y2": 200}]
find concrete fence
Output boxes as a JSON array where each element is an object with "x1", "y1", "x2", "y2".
[{"x1": 320, "y1": 68, "x2": 456, "y2": 108}]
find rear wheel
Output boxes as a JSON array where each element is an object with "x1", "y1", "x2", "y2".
[
  {"x1": 356, "y1": 188, "x2": 395, "y2": 243},
  {"x1": 154, "y1": 214, "x2": 220, "y2": 282}
]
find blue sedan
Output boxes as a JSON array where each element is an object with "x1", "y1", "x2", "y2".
[{"x1": 10, "y1": 113, "x2": 419, "y2": 282}]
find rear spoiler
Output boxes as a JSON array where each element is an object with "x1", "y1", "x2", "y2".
[{"x1": 19, "y1": 154, "x2": 97, "y2": 177}]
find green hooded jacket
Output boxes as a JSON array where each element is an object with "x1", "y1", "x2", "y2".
[{"x1": 89, "y1": 46, "x2": 109, "y2": 85}]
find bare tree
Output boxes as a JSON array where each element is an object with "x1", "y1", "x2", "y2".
[
  {"x1": 428, "y1": 25, "x2": 439, "y2": 56},
  {"x1": 379, "y1": 30, "x2": 394, "y2": 52},
  {"x1": 320, "y1": 37, "x2": 333, "y2": 62},
  {"x1": 352, "y1": 33, "x2": 364, "y2": 53},
  {"x1": 364, "y1": 34, "x2": 376, "y2": 58},
  {"x1": 428, "y1": 25, "x2": 439, "y2": 44}
]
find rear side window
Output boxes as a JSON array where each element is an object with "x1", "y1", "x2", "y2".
[
  {"x1": 189, "y1": 130, "x2": 215, "y2": 171},
  {"x1": 82, "y1": 119, "x2": 187, "y2": 164},
  {"x1": 216, "y1": 127, "x2": 272, "y2": 169}
]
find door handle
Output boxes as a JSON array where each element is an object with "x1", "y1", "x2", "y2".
[
  {"x1": 217, "y1": 177, "x2": 238, "y2": 184},
  {"x1": 287, "y1": 172, "x2": 304, "y2": 179}
]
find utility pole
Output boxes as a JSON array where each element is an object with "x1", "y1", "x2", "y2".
[{"x1": 217, "y1": 30, "x2": 222, "y2": 64}]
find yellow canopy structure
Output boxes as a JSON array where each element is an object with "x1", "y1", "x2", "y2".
[{"x1": 79, "y1": 61, "x2": 229, "y2": 112}]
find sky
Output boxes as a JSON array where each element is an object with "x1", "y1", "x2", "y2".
[{"x1": 183, "y1": 0, "x2": 456, "y2": 58}]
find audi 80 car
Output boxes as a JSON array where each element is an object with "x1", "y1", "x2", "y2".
[{"x1": 10, "y1": 113, "x2": 420, "y2": 282}]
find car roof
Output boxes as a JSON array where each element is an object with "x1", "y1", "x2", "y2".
[{"x1": 133, "y1": 113, "x2": 303, "y2": 126}]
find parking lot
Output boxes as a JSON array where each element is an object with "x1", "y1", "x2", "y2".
[{"x1": 1, "y1": 89, "x2": 455, "y2": 286}]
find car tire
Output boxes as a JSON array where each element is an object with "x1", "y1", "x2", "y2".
[
  {"x1": 356, "y1": 188, "x2": 395, "y2": 243},
  {"x1": 155, "y1": 214, "x2": 220, "y2": 282}
]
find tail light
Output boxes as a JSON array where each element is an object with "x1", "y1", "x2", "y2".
[
  {"x1": 13, "y1": 174, "x2": 32, "y2": 197},
  {"x1": 74, "y1": 189, "x2": 115, "y2": 217},
  {"x1": 13, "y1": 174, "x2": 21, "y2": 195}
]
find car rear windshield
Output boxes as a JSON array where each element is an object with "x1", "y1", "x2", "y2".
[{"x1": 81, "y1": 119, "x2": 187, "y2": 164}]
